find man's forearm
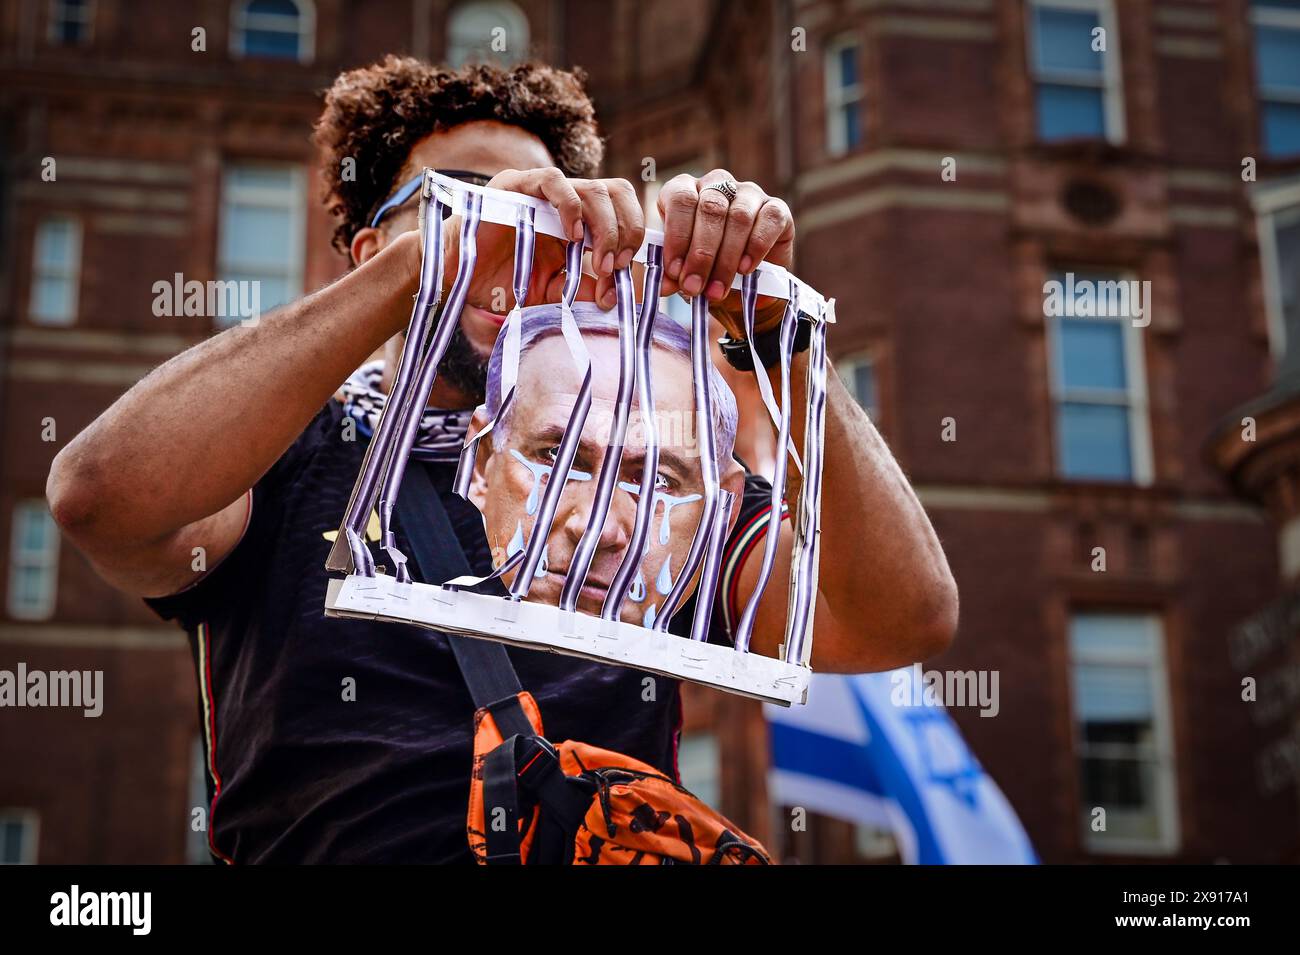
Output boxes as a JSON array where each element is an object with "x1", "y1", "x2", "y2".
[
  {"x1": 48, "y1": 232, "x2": 420, "y2": 547},
  {"x1": 779, "y1": 352, "x2": 958, "y2": 662}
]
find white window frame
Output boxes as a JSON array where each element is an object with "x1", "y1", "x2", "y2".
[
  {"x1": 1026, "y1": 0, "x2": 1126, "y2": 144},
  {"x1": 0, "y1": 810, "x2": 39, "y2": 865},
  {"x1": 8, "y1": 501, "x2": 60, "y2": 621},
  {"x1": 1045, "y1": 268, "x2": 1153, "y2": 485},
  {"x1": 824, "y1": 32, "x2": 865, "y2": 157},
  {"x1": 447, "y1": 0, "x2": 531, "y2": 68},
  {"x1": 28, "y1": 216, "x2": 81, "y2": 326},
  {"x1": 230, "y1": 0, "x2": 315, "y2": 64},
  {"x1": 1252, "y1": 2, "x2": 1300, "y2": 156},
  {"x1": 46, "y1": 0, "x2": 94, "y2": 45},
  {"x1": 217, "y1": 162, "x2": 306, "y2": 328},
  {"x1": 836, "y1": 350, "x2": 878, "y2": 419},
  {"x1": 1252, "y1": 177, "x2": 1300, "y2": 358},
  {"x1": 1068, "y1": 613, "x2": 1180, "y2": 856}
]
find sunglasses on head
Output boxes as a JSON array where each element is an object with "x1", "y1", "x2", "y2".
[{"x1": 369, "y1": 169, "x2": 494, "y2": 228}]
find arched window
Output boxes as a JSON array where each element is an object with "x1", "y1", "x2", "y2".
[
  {"x1": 231, "y1": 0, "x2": 314, "y2": 63},
  {"x1": 446, "y1": 1, "x2": 529, "y2": 67}
]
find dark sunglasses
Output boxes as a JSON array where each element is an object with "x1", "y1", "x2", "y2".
[{"x1": 369, "y1": 169, "x2": 494, "y2": 228}]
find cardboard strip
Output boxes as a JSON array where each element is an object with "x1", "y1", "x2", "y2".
[
  {"x1": 602, "y1": 245, "x2": 666, "y2": 620},
  {"x1": 326, "y1": 181, "x2": 446, "y2": 577},
  {"x1": 559, "y1": 264, "x2": 637, "y2": 611},
  {"x1": 375, "y1": 189, "x2": 483, "y2": 583},
  {"x1": 654, "y1": 294, "x2": 722, "y2": 632},
  {"x1": 783, "y1": 307, "x2": 830, "y2": 665},
  {"x1": 734, "y1": 279, "x2": 799, "y2": 653},
  {"x1": 453, "y1": 203, "x2": 535, "y2": 500},
  {"x1": 509, "y1": 236, "x2": 591, "y2": 596}
]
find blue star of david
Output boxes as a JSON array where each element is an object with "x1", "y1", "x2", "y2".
[{"x1": 900, "y1": 706, "x2": 985, "y2": 810}]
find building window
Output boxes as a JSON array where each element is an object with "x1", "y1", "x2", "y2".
[
  {"x1": 231, "y1": 0, "x2": 314, "y2": 62},
  {"x1": 28, "y1": 217, "x2": 81, "y2": 325},
  {"x1": 824, "y1": 33, "x2": 864, "y2": 157},
  {"x1": 47, "y1": 0, "x2": 93, "y2": 44},
  {"x1": 8, "y1": 502, "x2": 60, "y2": 621},
  {"x1": 217, "y1": 164, "x2": 305, "y2": 327},
  {"x1": 1047, "y1": 270, "x2": 1152, "y2": 484},
  {"x1": 677, "y1": 731, "x2": 721, "y2": 807},
  {"x1": 447, "y1": 1, "x2": 530, "y2": 67},
  {"x1": 854, "y1": 824, "x2": 900, "y2": 862},
  {"x1": 1027, "y1": 0, "x2": 1124, "y2": 143},
  {"x1": 1254, "y1": 179, "x2": 1300, "y2": 358},
  {"x1": 1253, "y1": 1, "x2": 1300, "y2": 157},
  {"x1": 0, "y1": 811, "x2": 39, "y2": 864},
  {"x1": 1069, "y1": 613, "x2": 1179, "y2": 854},
  {"x1": 837, "y1": 352, "x2": 878, "y2": 419}
]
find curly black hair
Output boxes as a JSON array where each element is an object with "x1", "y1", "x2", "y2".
[{"x1": 314, "y1": 56, "x2": 604, "y2": 254}]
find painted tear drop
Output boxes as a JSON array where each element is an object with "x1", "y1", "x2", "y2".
[
  {"x1": 509, "y1": 448, "x2": 592, "y2": 516},
  {"x1": 655, "y1": 555, "x2": 674, "y2": 595}
]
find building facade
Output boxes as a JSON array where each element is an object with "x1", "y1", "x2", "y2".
[{"x1": 1, "y1": 0, "x2": 1297, "y2": 863}]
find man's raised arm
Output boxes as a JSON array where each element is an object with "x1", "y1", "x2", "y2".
[
  {"x1": 45, "y1": 230, "x2": 423, "y2": 599},
  {"x1": 651, "y1": 168, "x2": 958, "y2": 672}
]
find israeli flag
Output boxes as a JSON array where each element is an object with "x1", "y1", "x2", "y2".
[{"x1": 765, "y1": 670, "x2": 1037, "y2": 864}]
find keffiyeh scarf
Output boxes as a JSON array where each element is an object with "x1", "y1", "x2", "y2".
[{"x1": 338, "y1": 360, "x2": 473, "y2": 464}]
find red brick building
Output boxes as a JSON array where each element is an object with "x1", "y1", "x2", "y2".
[{"x1": 2, "y1": 0, "x2": 1297, "y2": 863}]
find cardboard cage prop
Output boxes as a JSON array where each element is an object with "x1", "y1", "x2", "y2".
[{"x1": 324, "y1": 170, "x2": 834, "y2": 706}]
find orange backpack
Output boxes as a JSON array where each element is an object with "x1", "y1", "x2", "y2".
[{"x1": 466, "y1": 691, "x2": 770, "y2": 865}]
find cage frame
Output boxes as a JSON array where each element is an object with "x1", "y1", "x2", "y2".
[{"x1": 324, "y1": 169, "x2": 834, "y2": 706}]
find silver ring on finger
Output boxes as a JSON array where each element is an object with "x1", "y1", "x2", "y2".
[{"x1": 702, "y1": 179, "x2": 739, "y2": 203}]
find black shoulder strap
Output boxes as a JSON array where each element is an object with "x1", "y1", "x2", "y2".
[{"x1": 396, "y1": 460, "x2": 533, "y2": 739}]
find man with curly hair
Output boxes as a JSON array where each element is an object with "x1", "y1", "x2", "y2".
[{"x1": 47, "y1": 57, "x2": 958, "y2": 863}]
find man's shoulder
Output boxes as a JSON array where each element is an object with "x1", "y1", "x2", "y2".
[
  {"x1": 265, "y1": 399, "x2": 358, "y2": 487},
  {"x1": 300, "y1": 399, "x2": 350, "y2": 456},
  {"x1": 141, "y1": 400, "x2": 358, "y2": 629}
]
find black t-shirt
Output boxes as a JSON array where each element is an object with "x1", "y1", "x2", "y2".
[{"x1": 147, "y1": 400, "x2": 774, "y2": 864}]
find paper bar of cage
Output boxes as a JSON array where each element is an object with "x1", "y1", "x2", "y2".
[
  {"x1": 508, "y1": 236, "x2": 591, "y2": 597},
  {"x1": 560, "y1": 264, "x2": 637, "y2": 612},
  {"x1": 688, "y1": 488, "x2": 735, "y2": 644},
  {"x1": 742, "y1": 273, "x2": 803, "y2": 478},
  {"x1": 783, "y1": 304, "x2": 831, "y2": 666},
  {"x1": 324, "y1": 169, "x2": 833, "y2": 706},
  {"x1": 734, "y1": 275, "x2": 799, "y2": 654},
  {"x1": 602, "y1": 244, "x2": 665, "y2": 621},
  {"x1": 452, "y1": 203, "x2": 535, "y2": 500},
  {"x1": 378, "y1": 189, "x2": 484, "y2": 584},
  {"x1": 325, "y1": 185, "x2": 447, "y2": 579},
  {"x1": 654, "y1": 293, "x2": 722, "y2": 634}
]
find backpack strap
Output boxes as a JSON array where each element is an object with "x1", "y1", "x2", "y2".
[
  {"x1": 395, "y1": 460, "x2": 533, "y2": 740},
  {"x1": 482, "y1": 738, "x2": 525, "y2": 865},
  {"x1": 396, "y1": 462, "x2": 589, "y2": 865},
  {"x1": 483, "y1": 734, "x2": 594, "y2": 866}
]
